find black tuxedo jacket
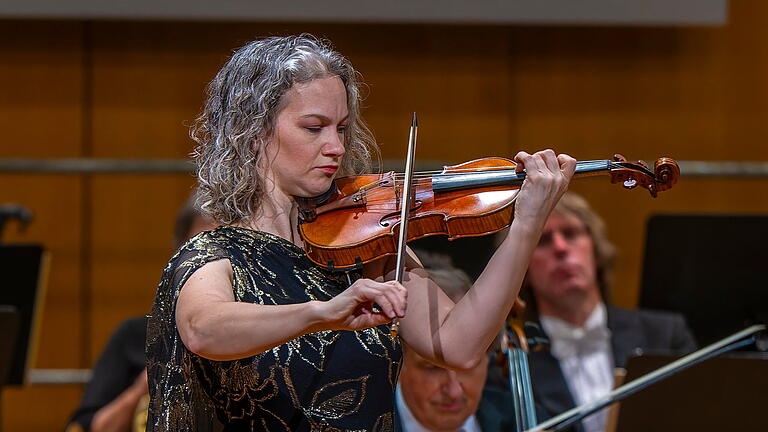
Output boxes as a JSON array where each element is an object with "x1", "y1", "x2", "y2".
[{"x1": 523, "y1": 305, "x2": 697, "y2": 432}]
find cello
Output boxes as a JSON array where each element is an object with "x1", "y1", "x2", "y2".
[{"x1": 495, "y1": 298, "x2": 544, "y2": 432}]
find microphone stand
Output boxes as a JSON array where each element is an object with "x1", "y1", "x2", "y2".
[{"x1": 524, "y1": 324, "x2": 767, "y2": 432}]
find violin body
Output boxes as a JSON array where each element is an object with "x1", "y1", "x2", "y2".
[
  {"x1": 298, "y1": 155, "x2": 679, "y2": 271},
  {"x1": 299, "y1": 158, "x2": 519, "y2": 270}
]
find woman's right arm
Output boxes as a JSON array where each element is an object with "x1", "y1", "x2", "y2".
[{"x1": 175, "y1": 259, "x2": 406, "y2": 361}]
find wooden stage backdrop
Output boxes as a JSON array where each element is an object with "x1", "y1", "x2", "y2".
[{"x1": 2, "y1": 0, "x2": 768, "y2": 429}]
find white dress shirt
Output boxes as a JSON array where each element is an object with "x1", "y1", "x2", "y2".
[
  {"x1": 395, "y1": 384, "x2": 481, "y2": 432},
  {"x1": 540, "y1": 303, "x2": 614, "y2": 432}
]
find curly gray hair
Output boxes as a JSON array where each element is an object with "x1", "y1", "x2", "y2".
[{"x1": 191, "y1": 34, "x2": 378, "y2": 224}]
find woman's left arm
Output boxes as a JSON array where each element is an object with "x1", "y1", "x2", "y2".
[{"x1": 397, "y1": 150, "x2": 575, "y2": 370}]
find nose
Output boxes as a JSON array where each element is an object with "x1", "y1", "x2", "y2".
[
  {"x1": 322, "y1": 129, "x2": 346, "y2": 159},
  {"x1": 550, "y1": 231, "x2": 571, "y2": 256},
  {"x1": 441, "y1": 371, "x2": 465, "y2": 399}
]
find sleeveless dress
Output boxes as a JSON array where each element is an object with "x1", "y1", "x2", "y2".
[{"x1": 146, "y1": 226, "x2": 402, "y2": 431}]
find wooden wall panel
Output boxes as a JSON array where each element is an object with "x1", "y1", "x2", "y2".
[
  {"x1": 506, "y1": 1, "x2": 768, "y2": 306},
  {"x1": 86, "y1": 21, "x2": 211, "y2": 359},
  {"x1": 334, "y1": 25, "x2": 513, "y2": 161},
  {"x1": 0, "y1": 21, "x2": 85, "y2": 432},
  {"x1": 508, "y1": 26, "x2": 730, "y2": 160},
  {"x1": 87, "y1": 176, "x2": 196, "y2": 360},
  {"x1": 0, "y1": 21, "x2": 84, "y2": 158}
]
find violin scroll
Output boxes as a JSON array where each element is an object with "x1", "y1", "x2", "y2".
[
  {"x1": 609, "y1": 154, "x2": 680, "y2": 198},
  {"x1": 653, "y1": 157, "x2": 680, "y2": 193}
]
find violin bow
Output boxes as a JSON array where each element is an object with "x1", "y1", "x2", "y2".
[{"x1": 390, "y1": 112, "x2": 418, "y2": 338}]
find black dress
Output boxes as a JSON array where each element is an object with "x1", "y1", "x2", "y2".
[{"x1": 146, "y1": 226, "x2": 401, "y2": 431}]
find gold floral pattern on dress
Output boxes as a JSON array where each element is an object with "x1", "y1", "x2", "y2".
[
  {"x1": 310, "y1": 376, "x2": 369, "y2": 420},
  {"x1": 147, "y1": 226, "x2": 401, "y2": 431}
]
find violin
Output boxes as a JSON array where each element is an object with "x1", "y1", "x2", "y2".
[{"x1": 297, "y1": 154, "x2": 679, "y2": 271}]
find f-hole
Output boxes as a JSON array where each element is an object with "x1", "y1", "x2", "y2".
[{"x1": 379, "y1": 200, "x2": 423, "y2": 227}]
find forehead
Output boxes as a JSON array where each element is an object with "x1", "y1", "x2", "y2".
[
  {"x1": 280, "y1": 76, "x2": 348, "y2": 114},
  {"x1": 403, "y1": 346, "x2": 488, "y2": 371},
  {"x1": 545, "y1": 210, "x2": 585, "y2": 230}
]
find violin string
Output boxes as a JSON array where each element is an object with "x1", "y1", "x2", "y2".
[
  {"x1": 361, "y1": 162, "x2": 616, "y2": 196},
  {"x1": 361, "y1": 180, "x2": 432, "y2": 202},
  {"x1": 383, "y1": 160, "x2": 615, "y2": 179},
  {"x1": 355, "y1": 160, "x2": 624, "y2": 197},
  {"x1": 320, "y1": 160, "x2": 658, "y2": 219}
]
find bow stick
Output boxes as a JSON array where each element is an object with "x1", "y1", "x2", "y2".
[{"x1": 390, "y1": 112, "x2": 418, "y2": 338}]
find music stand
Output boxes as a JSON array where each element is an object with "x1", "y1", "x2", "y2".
[
  {"x1": 0, "y1": 305, "x2": 20, "y2": 386},
  {"x1": 640, "y1": 214, "x2": 768, "y2": 347},
  {"x1": 616, "y1": 352, "x2": 768, "y2": 431},
  {"x1": 0, "y1": 245, "x2": 47, "y2": 386},
  {"x1": 0, "y1": 305, "x2": 20, "y2": 430}
]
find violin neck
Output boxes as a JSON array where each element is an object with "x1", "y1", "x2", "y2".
[
  {"x1": 573, "y1": 160, "x2": 614, "y2": 177},
  {"x1": 431, "y1": 160, "x2": 612, "y2": 192}
]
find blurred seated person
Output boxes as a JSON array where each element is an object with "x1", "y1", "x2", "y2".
[
  {"x1": 67, "y1": 198, "x2": 217, "y2": 432},
  {"x1": 396, "y1": 252, "x2": 520, "y2": 432},
  {"x1": 489, "y1": 192, "x2": 696, "y2": 432}
]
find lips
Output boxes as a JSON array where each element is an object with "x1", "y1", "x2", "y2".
[
  {"x1": 552, "y1": 265, "x2": 577, "y2": 276},
  {"x1": 317, "y1": 165, "x2": 338, "y2": 174},
  {"x1": 433, "y1": 400, "x2": 466, "y2": 412}
]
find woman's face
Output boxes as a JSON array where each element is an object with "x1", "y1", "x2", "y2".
[{"x1": 263, "y1": 75, "x2": 348, "y2": 199}]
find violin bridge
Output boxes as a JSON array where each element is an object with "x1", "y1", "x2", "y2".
[{"x1": 352, "y1": 190, "x2": 366, "y2": 203}]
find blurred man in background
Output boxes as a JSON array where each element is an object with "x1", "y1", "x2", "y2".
[
  {"x1": 490, "y1": 192, "x2": 696, "y2": 432},
  {"x1": 67, "y1": 198, "x2": 216, "y2": 432},
  {"x1": 396, "y1": 252, "x2": 519, "y2": 432}
]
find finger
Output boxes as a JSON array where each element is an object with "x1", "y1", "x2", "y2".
[
  {"x1": 366, "y1": 315, "x2": 394, "y2": 328},
  {"x1": 391, "y1": 280, "x2": 408, "y2": 309},
  {"x1": 558, "y1": 153, "x2": 577, "y2": 178},
  {"x1": 387, "y1": 280, "x2": 408, "y2": 296},
  {"x1": 354, "y1": 311, "x2": 392, "y2": 329},
  {"x1": 539, "y1": 149, "x2": 560, "y2": 173},
  {"x1": 394, "y1": 283, "x2": 407, "y2": 315},
  {"x1": 514, "y1": 151, "x2": 532, "y2": 173},
  {"x1": 521, "y1": 152, "x2": 546, "y2": 176},
  {"x1": 378, "y1": 284, "x2": 406, "y2": 318},
  {"x1": 346, "y1": 301, "x2": 390, "y2": 330},
  {"x1": 365, "y1": 288, "x2": 397, "y2": 319}
]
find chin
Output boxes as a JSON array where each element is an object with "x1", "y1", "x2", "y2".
[
  {"x1": 431, "y1": 418, "x2": 466, "y2": 431},
  {"x1": 557, "y1": 287, "x2": 592, "y2": 302},
  {"x1": 294, "y1": 183, "x2": 334, "y2": 199}
]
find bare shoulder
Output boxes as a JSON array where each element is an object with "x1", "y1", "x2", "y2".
[{"x1": 180, "y1": 258, "x2": 235, "y2": 302}]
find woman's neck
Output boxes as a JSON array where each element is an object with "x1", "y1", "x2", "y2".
[{"x1": 240, "y1": 193, "x2": 302, "y2": 246}]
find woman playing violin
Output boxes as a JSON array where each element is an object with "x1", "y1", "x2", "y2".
[{"x1": 146, "y1": 34, "x2": 576, "y2": 431}]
